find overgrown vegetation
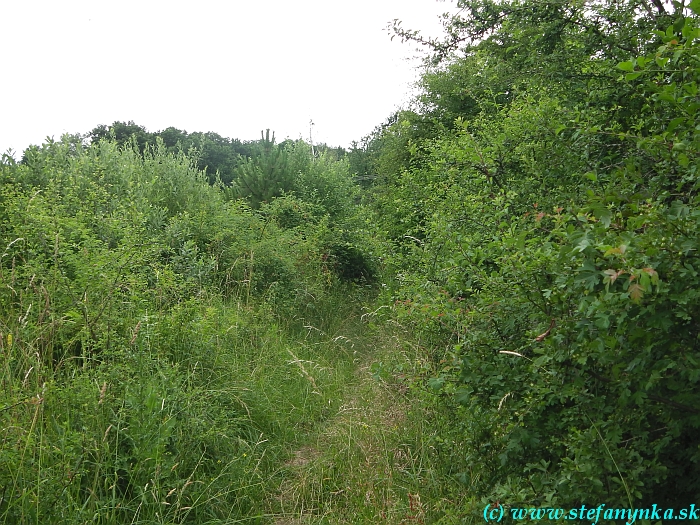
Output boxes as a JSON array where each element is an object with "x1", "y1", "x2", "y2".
[
  {"x1": 359, "y1": 0, "x2": 700, "y2": 520},
  {"x1": 3, "y1": 0, "x2": 700, "y2": 522},
  {"x1": 0, "y1": 136, "x2": 376, "y2": 523}
]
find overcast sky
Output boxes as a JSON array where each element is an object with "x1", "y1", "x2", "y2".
[{"x1": 1, "y1": 0, "x2": 456, "y2": 156}]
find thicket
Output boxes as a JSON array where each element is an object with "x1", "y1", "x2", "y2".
[
  {"x1": 0, "y1": 135, "x2": 376, "y2": 523},
  {"x1": 357, "y1": 0, "x2": 700, "y2": 520}
]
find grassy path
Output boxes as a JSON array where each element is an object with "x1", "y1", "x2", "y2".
[{"x1": 266, "y1": 315, "x2": 439, "y2": 525}]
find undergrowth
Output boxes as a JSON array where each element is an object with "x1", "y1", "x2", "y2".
[{"x1": 0, "y1": 136, "x2": 378, "y2": 524}]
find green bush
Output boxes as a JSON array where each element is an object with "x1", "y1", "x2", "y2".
[{"x1": 374, "y1": 11, "x2": 700, "y2": 516}]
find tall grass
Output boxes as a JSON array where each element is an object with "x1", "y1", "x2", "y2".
[{"x1": 0, "y1": 136, "x2": 376, "y2": 524}]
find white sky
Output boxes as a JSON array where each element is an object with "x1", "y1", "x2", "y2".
[{"x1": 1, "y1": 0, "x2": 455, "y2": 156}]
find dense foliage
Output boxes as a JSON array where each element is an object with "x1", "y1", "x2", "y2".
[
  {"x1": 3, "y1": 0, "x2": 700, "y2": 522},
  {"x1": 359, "y1": 0, "x2": 700, "y2": 518},
  {"x1": 82, "y1": 121, "x2": 346, "y2": 187},
  {"x1": 0, "y1": 135, "x2": 376, "y2": 523}
]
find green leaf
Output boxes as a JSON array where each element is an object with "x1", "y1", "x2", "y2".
[
  {"x1": 428, "y1": 376, "x2": 445, "y2": 392},
  {"x1": 455, "y1": 386, "x2": 472, "y2": 405},
  {"x1": 625, "y1": 72, "x2": 643, "y2": 81},
  {"x1": 604, "y1": 244, "x2": 627, "y2": 257},
  {"x1": 673, "y1": 17, "x2": 686, "y2": 34},
  {"x1": 655, "y1": 56, "x2": 669, "y2": 67},
  {"x1": 672, "y1": 141, "x2": 687, "y2": 151},
  {"x1": 667, "y1": 117, "x2": 686, "y2": 133},
  {"x1": 617, "y1": 61, "x2": 635, "y2": 71},
  {"x1": 591, "y1": 204, "x2": 612, "y2": 228},
  {"x1": 686, "y1": 102, "x2": 700, "y2": 115}
]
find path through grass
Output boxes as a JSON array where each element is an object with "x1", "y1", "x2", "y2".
[{"x1": 267, "y1": 316, "x2": 448, "y2": 525}]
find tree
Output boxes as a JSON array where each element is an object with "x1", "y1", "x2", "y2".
[
  {"x1": 231, "y1": 130, "x2": 294, "y2": 208},
  {"x1": 89, "y1": 120, "x2": 153, "y2": 151},
  {"x1": 391, "y1": 0, "x2": 676, "y2": 64}
]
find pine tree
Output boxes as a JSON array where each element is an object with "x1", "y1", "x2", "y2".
[{"x1": 232, "y1": 130, "x2": 294, "y2": 208}]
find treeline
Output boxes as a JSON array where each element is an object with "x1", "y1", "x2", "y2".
[
  {"x1": 19, "y1": 121, "x2": 348, "y2": 187},
  {"x1": 86, "y1": 121, "x2": 257, "y2": 185},
  {"x1": 351, "y1": 0, "x2": 700, "y2": 519}
]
